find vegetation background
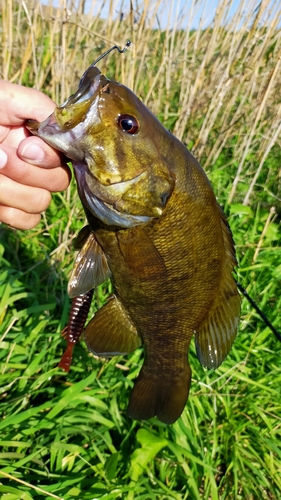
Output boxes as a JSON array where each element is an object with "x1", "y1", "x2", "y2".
[{"x1": 0, "y1": 0, "x2": 281, "y2": 498}]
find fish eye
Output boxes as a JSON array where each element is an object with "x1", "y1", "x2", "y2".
[{"x1": 117, "y1": 114, "x2": 139, "y2": 134}]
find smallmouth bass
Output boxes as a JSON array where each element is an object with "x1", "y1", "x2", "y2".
[{"x1": 27, "y1": 52, "x2": 240, "y2": 424}]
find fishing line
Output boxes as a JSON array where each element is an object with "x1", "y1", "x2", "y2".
[{"x1": 236, "y1": 281, "x2": 281, "y2": 342}]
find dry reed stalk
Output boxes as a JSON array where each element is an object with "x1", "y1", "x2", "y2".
[
  {"x1": 177, "y1": 0, "x2": 194, "y2": 107},
  {"x1": 252, "y1": 206, "x2": 277, "y2": 263},
  {"x1": 200, "y1": 2, "x2": 258, "y2": 169},
  {"x1": 132, "y1": 0, "x2": 163, "y2": 95},
  {"x1": 1, "y1": 0, "x2": 13, "y2": 81},
  {"x1": 0, "y1": 0, "x2": 280, "y2": 210},
  {"x1": 22, "y1": 0, "x2": 39, "y2": 86},
  {"x1": 243, "y1": 94, "x2": 281, "y2": 206},
  {"x1": 228, "y1": 46, "x2": 281, "y2": 204}
]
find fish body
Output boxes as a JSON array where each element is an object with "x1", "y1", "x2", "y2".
[{"x1": 27, "y1": 64, "x2": 240, "y2": 423}]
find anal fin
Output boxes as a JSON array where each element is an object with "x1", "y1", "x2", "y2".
[{"x1": 84, "y1": 295, "x2": 141, "y2": 356}]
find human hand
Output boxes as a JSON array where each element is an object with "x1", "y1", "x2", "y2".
[{"x1": 0, "y1": 80, "x2": 71, "y2": 230}]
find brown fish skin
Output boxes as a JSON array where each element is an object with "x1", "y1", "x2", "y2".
[
  {"x1": 88, "y1": 139, "x2": 239, "y2": 423},
  {"x1": 26, "y1": 67, "x2": 240, "y2": 424}
]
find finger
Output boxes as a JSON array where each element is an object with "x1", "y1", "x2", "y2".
[
  {"x1": 0, "y1": 124, "x2": 27, "y2": 145},
  {"x1": 0, "y1": 80, "x2": 56, "y2": 125},
  {"x1": 18, "y1": 136, "x2": 64, "y2": 169},
  {"x1": 0, "y1": 206, "x2": 41, "y2": 230},
  {"x1": 0, "y1": 174, "x2": 51, "y2": 214},
  {"x1": 0, "y1": 145, "x2": 71, "y2": 192},
  {"x1": 1, "y1": 129, "x2": 62, "y2": 164}
]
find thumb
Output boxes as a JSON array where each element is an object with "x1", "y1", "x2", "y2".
[{"x1": 18, "y1": 136, "x2": 62, "y2": 168}]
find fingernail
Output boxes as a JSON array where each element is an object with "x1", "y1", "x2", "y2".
[
  {"x1": 0, "y1": 149, "x2": 8, "y2": 169},
  {"x1": 21, "y1": 143, "x2": 45, "y2": 163}
]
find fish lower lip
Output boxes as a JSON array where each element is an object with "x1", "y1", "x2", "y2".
[
  {"x1": 27, "y1": 115, "x2": 61, "y2": 136},
  {"x1": 39, "y1": 125, "x2": 61, "y2": 137},
  {"x1": 36, "y1": 117, "x2": 85, "y2": 161},
  {"x1": 39, "y1": 117, "x2": 63, "y2": 135}
]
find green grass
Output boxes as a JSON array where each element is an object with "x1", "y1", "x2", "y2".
[
  {"x1": 1, "y1": 0, "x2": 281, "y2": 498},
  {"x1": 1, "y1": 178, "x2": 280, "y2": 500}
]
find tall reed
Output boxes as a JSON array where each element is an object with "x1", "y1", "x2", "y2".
[{"x1": 1, "y1": 0, "x2": 280, "y2": 207}]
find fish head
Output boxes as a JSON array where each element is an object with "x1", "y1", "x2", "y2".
[{"x1": 27, "y1": 63, "x2": 175, "y2": 228}]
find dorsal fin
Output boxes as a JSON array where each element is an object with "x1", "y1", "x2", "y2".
[{"x1": 195, "y1": 206, "x2": 241, "y2": 368}]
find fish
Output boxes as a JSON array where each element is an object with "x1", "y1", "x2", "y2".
[{"x1": 26, "y1": 51, "x2": 241, "y2": 424}]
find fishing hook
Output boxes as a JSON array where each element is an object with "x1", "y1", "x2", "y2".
[{"x1": 92, "y1": 40, "x2": 131, "y2": 66}]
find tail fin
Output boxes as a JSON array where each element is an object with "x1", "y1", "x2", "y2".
[{"x1": 127, "y1": 365, "x2": 191, "y2": 424}]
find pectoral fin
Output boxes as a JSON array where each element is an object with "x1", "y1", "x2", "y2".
[
  {"x1": 117, "y1": 227, "x2": 167, "y2": 280},
  {"x1": 68, "y1": 231, "x2": 111, "y2": 298},
  {"x1": 84, "y1": 295, "x2": 141, "y2": 356},
  {"x1": 195, "y1": 208, "x2": 241, "y2": 368}
]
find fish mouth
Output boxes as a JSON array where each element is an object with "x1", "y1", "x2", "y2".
[
  {"x1": 63, "y1": 66, "x2": 103, "y2": 107},
  {"x1": 26, "y1": 68, "x2": 108, "y2": 161},
  {"x1": 27, "y1": 113, "x2": 69, "y2": 136},
  {"x1": 27, "y1": 114, "x2": 86, "y2": 161},
  {"x1": 74, "y1": 161, "x2": 152, "y2": 228},
  {"x1": 26, "y1": 119, "x2": 40, "y2": 134}
]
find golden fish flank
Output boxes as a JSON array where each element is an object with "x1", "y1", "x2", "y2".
[{"x1": 27, "y1": 61, "x2": 241, "y2": 424}]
